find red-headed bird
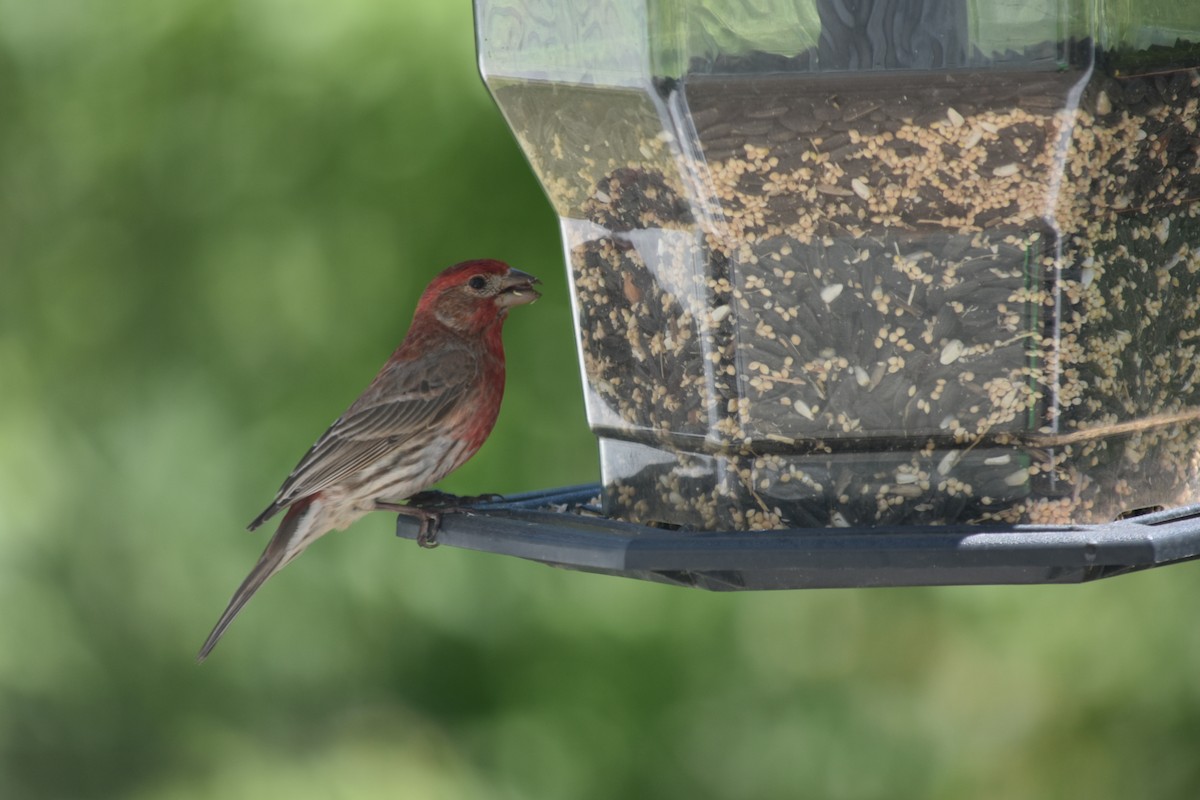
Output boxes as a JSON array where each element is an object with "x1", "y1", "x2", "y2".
[{"x1": 198, "y1": 260, "x2": 540, "y2": 661}]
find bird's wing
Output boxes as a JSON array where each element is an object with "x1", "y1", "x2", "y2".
[{"x1": 248, "y1": 346, "x2": 477, "y2": 529}]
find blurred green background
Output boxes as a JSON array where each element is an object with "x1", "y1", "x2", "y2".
[{"x1": 2, "y1": 1, "x2": 1199, "y2": 798}]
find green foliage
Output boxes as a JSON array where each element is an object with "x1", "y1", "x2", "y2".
[{"x1": 1, "y1": 2, "x2": 1198, "y2": 799}]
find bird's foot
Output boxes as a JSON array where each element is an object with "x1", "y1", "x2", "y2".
[
  {"x1": 379, "y1": 492, "x2": 504, "y2": 548},
  {"x1": 415, "y1": 512, "x2": 442, "y2": 549},
  {"x1": 376, "y1": 501, "x2": 444, "y2": 549},
  {"x1": 406, "y1": 490, "x2": 505, "y2": 508}
]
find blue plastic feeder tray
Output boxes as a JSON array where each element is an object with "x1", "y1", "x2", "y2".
[{"x1": 394, "y1": 485, "x2": 1200, "y2": 589}]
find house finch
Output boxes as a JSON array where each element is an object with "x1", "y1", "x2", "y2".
[{"x1": 197, "y1": 259, "x2": 540, "y2": 661}]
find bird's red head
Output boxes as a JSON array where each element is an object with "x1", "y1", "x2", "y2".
[{"x1": 414, "y1": 259, "x2": 541, "y2": 335}]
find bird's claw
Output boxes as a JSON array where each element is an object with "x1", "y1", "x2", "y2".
[{"x1": 416, "y1": 512, "x2": 442, "y2": 549}]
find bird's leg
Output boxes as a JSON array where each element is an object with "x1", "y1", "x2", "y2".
[{"x1": 375, "y1": 501, "x2": 443, "y2": 548}]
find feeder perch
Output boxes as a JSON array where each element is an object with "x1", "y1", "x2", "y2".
[
  {"x1": 396, "y1": 486, "x2": 1200, "y2": 588},
  {"x1": 435, "y1": 0, "x2": 1200, "y2": 586}
]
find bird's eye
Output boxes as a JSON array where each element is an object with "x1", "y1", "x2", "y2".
[{"x1": 468, "y1": 275, "x2": 488, "y2": 291}]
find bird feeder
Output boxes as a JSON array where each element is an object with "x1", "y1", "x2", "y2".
[{"x1": 401, "y1": 0, "x2": 1200, "y2": 586}]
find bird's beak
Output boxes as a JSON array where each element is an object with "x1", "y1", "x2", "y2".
[{"x1": 496, "y1": 268, "x2": 541, "y2": 307}]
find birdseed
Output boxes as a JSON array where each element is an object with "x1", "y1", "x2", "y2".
[{"x1": 493, "y1": 41, "x2": 1200, "y2": 529}]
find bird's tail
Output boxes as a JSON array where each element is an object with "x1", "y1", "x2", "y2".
[{"x1": 197, "y1": 497, "x2": 319, "y2": 662}]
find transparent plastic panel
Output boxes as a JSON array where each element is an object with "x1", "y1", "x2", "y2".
[
  {"x1": 477, "y1": 0, "x2": 1200, "y2": 528},
  {"x1": 477, "y1": 0, "x2": 652, "y2": 85}
]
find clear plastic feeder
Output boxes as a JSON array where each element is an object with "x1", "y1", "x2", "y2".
[{"x1": 476, "y1": 0, "x2": 1200, "y2": 529}]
